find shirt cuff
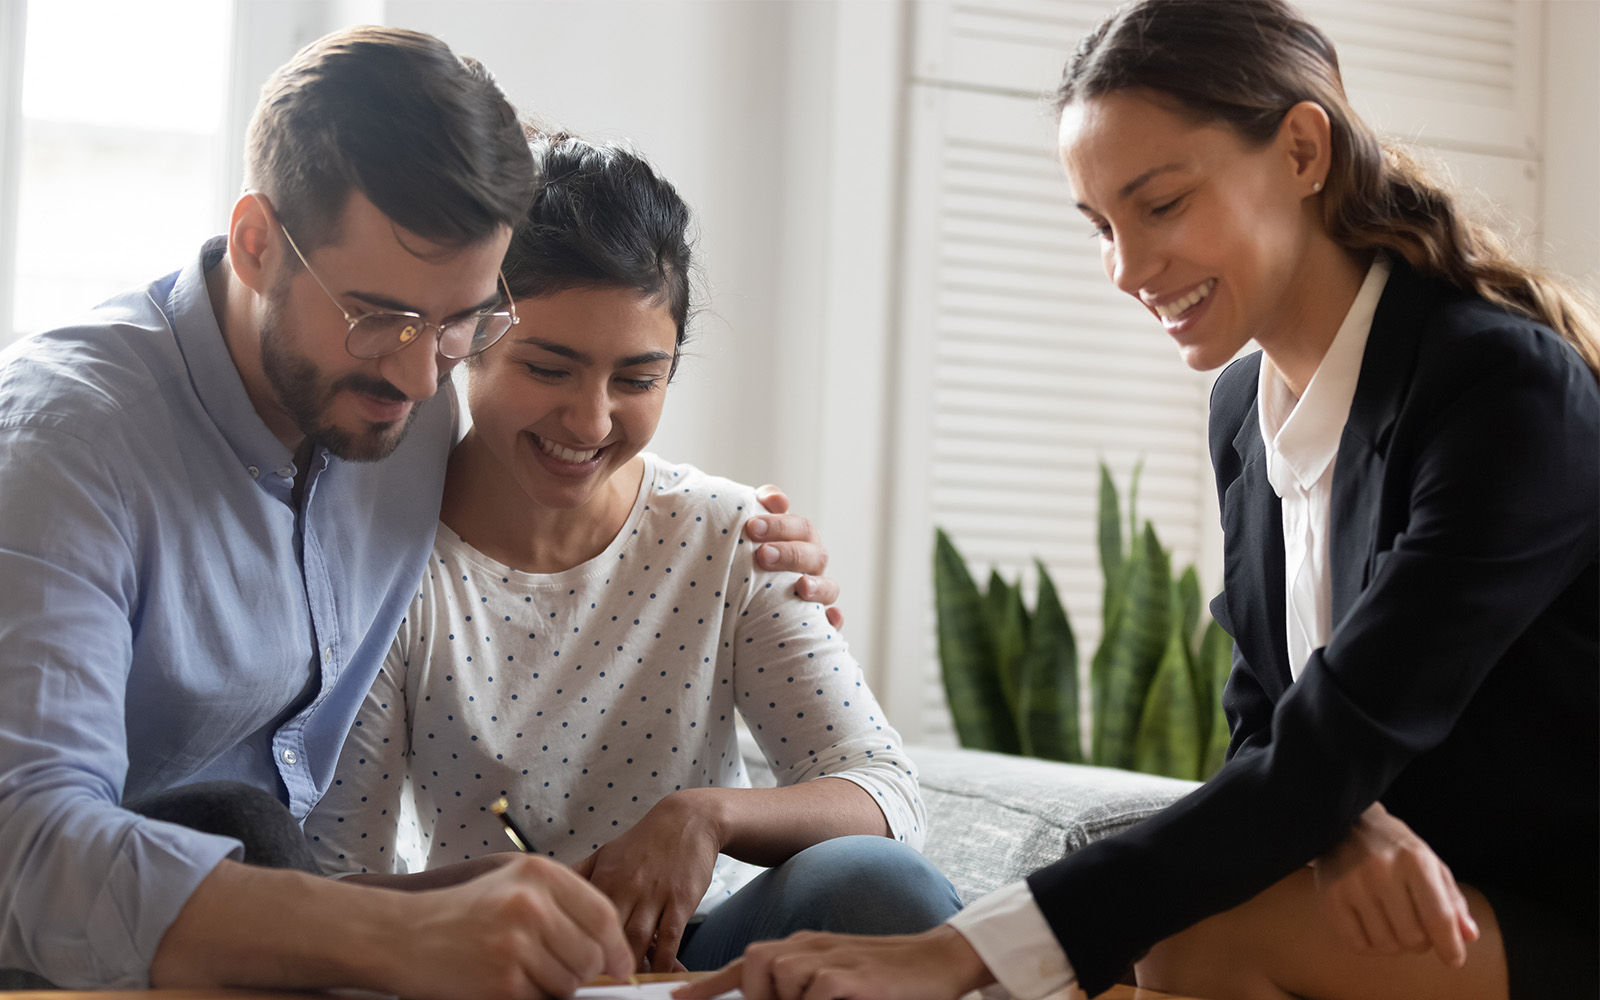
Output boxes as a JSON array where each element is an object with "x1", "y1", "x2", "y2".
[{"x1": 948, "y1": 881, "x2": 1076, "y2": 1000}]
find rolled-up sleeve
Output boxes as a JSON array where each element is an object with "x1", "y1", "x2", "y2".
[
  {"x1": 730, "y1": 565, "x2": 926, "y2": 850},
  {"x1": 0, "y1": 424, "x2": 239, "y2": 987}
]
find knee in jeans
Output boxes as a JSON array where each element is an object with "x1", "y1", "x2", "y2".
[
  {"x1": 784, "y1": 836, "x2": 960, "y2": 931},
  {"x1": 809, "y1": 837, "x2": 936, "y2": 884}
]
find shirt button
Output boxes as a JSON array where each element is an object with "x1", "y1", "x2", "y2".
[
  {"x1": 322, "y1": 646, "x2": 334, "y2": 663},
  {"x1": 247, "y1": 466, "x2": 260, "y2": 479},
  {"x1": 276, "y1": 466, "x2": 294, "y2": 478},
  {"x1": 281, "y1": 749, "x2": 298, "y2": 765}
]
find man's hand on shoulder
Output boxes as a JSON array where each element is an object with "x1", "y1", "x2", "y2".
[{"x1": 746, "y1": 485, "x2": 844, "y2": 629}]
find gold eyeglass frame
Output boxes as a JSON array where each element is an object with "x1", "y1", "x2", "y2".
[{"x1": 275, "y1": 219, "x2": 518, "y2": 361}]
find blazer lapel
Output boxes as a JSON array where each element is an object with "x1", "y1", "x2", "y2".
[
  {"x1": 1329, "y1": 259, "x2": 1440, "y2": 623},
  {"x1": 1222, "y1": 395, "x2": 1293, "y2": 695}
]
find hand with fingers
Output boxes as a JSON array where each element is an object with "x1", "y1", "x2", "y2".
[
  {"x1": 747, "y1": 485, "x2": 844, "y2": 630},
  {"x1": 392, "y1": 853, "x2": 633, "y2": 1000},
  {"x1": 1312, "y1": 801, "x2": 1480, "y2": 968},
  {"x1": 672, "y1": 926, "x2": 993, "y2": 1000},
  {"x1": 571, "y1": 791, "x2": 724, "y2": 973}
]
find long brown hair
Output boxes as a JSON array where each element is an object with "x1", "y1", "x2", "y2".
[{"x1": 1056, "y1": 0, "x2": 1600, "y2": 380}]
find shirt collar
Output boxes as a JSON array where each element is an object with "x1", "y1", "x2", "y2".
[
  {"x1": 164, "y1": 236, "x2": 300, "y2": 483},
  {"x1": 1258, "y1": 255, "x2": 1391, "y2": 494}
]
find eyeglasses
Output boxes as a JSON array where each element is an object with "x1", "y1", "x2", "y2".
[{"x1": 277, "y1": 222, "x2": 518, "y2": 361}]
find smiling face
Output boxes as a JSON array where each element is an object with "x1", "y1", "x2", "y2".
[
  {"x1": 1058, "y1": 89, "x2": 1333, "y2": 372},
  {"x1": 461, "y1": 284, "x2": 678, "y2": 515},
  {"x1": 241, "y1": 190, "x2": 512, "y2": 461}
]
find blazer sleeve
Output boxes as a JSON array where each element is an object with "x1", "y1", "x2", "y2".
[{"x1": 1025, "y1": 320, "x2": 1600, "y2": 995}]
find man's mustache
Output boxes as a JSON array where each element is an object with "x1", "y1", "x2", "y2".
[{"x1": 332, "y1": 374, "x2": 409, "y2": 402}]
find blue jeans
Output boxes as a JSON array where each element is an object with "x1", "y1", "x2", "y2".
[{"x1": 676, "y1": 836, "x2": 963, "y2": 971}]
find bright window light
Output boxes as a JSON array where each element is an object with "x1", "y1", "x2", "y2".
[{"x1": 11, "y1": 0, "x2": 232, "y2": 340}]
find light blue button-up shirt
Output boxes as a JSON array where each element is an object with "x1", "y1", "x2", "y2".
[{"x1": 0, "y1": 238, "x2": 454, "y2": 986}]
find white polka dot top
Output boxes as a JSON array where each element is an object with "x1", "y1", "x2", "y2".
[{"x1": 306, "y1": 454, "x2": 924, "y2": 914}]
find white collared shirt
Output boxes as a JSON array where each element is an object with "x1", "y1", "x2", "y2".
[
  {"x1": 1259, "y1": 256, "x2": 1389, "y2": 679},
  {"x1": 946, "y1": 257, "x2": 1392, "y2": 1000}
]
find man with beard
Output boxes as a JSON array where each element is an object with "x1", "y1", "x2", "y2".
[{"x1": 0, "y1": 26, "x2": 826, "y2": 1000}]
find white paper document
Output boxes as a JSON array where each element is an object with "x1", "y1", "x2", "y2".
[{"x1": 573, "y1": 984, "x2": 741, "y2": 1000}]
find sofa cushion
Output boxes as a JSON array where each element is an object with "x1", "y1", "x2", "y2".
[
  {"x1": 909, "y1": 745, "x2": 1198, "y2": 903},
  {"x1": 742, "y1": 740, "x2": 1199, "y2": 904}
]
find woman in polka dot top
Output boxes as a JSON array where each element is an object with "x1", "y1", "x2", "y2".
[{"x1": 304, "y1": 130, "x2": 960, "y2": 973}]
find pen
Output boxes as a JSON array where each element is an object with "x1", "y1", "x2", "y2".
[{"x1": 492, "y1": 797, "x2": 536, "y2": 853}]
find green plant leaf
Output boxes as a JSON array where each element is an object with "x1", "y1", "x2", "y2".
[
  {"x1": 1092, "y1": 521, "x2": 1170, "y2": 769},
  {"x1": 1132, "y1": 622, "x2": 1203, "y2": 780},
  {"x1": 1019, "y1": 560, "x2": 1081, "y2": 763},
  {"x1": 1174, "y1": 568, "x2": 1206, "y2": 752},
  {"x1": 989, "y1": 571, "x2": 1029, "y2": 729},
  {"x1": 1097, "y1": 463, "x2": 1123, "y2": 632},
  {"x1": 1090, "y1": 615, "x2": 1118, "y2": 755},
  {"x1": 1176, "y1": 566, "x2": 1201, "y2": 651},
  {"x1": 1128, "y1": 459, "x2": 1144, "y2": 547},
  {"x1": 1199, "y1": 619, "x2": 1234, "y2": 778},
  {"x1": 934, "y1": 529, "x2": 1019, "y2": 753}
]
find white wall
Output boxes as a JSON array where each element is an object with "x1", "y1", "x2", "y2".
[
  {"x1": 0, "y1": 0, "x2": 28, "y2": 351},
  {"x1": 1543, "y1": 0, "x2": 1600, "y2": 292}
]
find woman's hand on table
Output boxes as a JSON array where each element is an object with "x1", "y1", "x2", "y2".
[
  {"x1": 1312, "y1": 801, "x2": 1479, "y2": 967},
  {"x1": 672, "y1": 925, "x2": 993, "y2": 1000},
  {"x1": 747, "y1": 485, "x2": 843, "y2": 629},
  {"x1": 573, "y1": 790, "x2": 725, "y2": 973}
]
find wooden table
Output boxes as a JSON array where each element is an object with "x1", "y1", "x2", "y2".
[
  {"x1": 1070, "y1": 987, "x2": 1210, "y2": 1000},
  {"x1": 6, "y1": 985, "x2": 1212, "y2": 1000}
]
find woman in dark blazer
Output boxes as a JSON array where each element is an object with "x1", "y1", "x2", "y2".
[{"x1": 681, "y1": 2, "x2": 1599, "y2": 1000}]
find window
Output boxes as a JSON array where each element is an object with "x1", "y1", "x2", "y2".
[{"x1": 2, "y1": 0, "x2": 232, "y2": 345}]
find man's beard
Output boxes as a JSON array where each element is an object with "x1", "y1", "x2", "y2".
[{"x1": 259, "y1": 291, "x2": 419, "y2": 463}]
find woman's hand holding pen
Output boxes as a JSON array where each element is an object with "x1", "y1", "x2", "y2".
[
  {"x1": 392, "y1": 854, "x2": 633, "y2": 1000},
  {"x1": 572, "y1": 789, "x2": 725, "y2": 973},
  {"x1": 1312, "y1": 801, "x2": 1479, "y2": 967}
]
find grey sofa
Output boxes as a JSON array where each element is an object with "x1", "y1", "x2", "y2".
[{"x1": 746, "y1": 741, "x2": 1198, "y2": 903}]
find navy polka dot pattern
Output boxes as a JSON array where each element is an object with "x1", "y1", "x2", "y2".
[{"x1": 306, "y1": 454, "x2": 924, "y2": 914}]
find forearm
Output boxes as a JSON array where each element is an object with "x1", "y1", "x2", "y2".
[
  {"x1": 687, "y1": 777, "x2": 890, "y2": 868},
  {"x1": 343, "y1": 854, "x2": 514, "y2": 892},
  {"x1": 152, "y1": 853, "x2": 633, "y2": 998},
  {"x1": 150, "y1": 860, "x2": 399, "y2": 991}
]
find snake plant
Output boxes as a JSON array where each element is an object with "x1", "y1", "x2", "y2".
[{"x1": 934, "y1": 462, "x2": 1233, "y2": 780}]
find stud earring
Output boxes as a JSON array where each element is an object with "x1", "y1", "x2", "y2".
[{"x1": 1311, "y1": 180, "x2": 1323, "y2": 193}]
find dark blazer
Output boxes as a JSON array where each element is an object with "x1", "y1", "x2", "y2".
[{"x1": 1026, "y1": 260, "x2": 1600, "y2": 996}]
